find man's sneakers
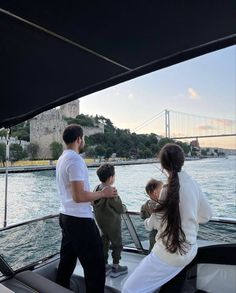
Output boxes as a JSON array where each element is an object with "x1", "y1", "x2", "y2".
[
  {"x1": 105, "y1": 264, "x2": 113, "y2": 276},
  {"x1": 110, "y1": 264, "x2": 128, "y2": 278}
]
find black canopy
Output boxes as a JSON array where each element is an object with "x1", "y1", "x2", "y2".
[{"x1": 0, "y1": 1, "x2": 235, "y2": 127}]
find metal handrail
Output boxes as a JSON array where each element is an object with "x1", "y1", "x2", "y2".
[
  {"x1": 0, "y1": 212, "x2": 235, "y2": 277},
  {"x1": 1, "y1": 212, "x2": 236, "y2": 232},
  {"x1": 122, "y1": 213, "x2": 144, "y2": 251},
  {"x1": 209, "y1": 217, "x2": 236, "y2": 224},
  {"x1": 127, "y1": 211, "x2": 236, "y2": 225},
  {"x1": 0, "y1": 214, "x2": 58, "y2": 231}
]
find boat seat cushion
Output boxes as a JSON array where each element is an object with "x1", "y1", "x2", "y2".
[
  {"x1": 15, "y1": 270, "x2": 72, "y2": 293},
  {"x1": 70, "y1": 274, "x2": 121, "y2": 293},
  {"x1": 34, "y1": 260, "x2": 121, "y2": 292},
  {"x1": 2, "y1": 277, "x2": 38, "y2": 293},
  {"x1": 0, "y1": 283, "x2": 15, "y2": 293}
]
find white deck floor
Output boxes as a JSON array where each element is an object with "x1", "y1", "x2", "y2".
[
  {"x1": 73, "y1": 250, "x2": 146, "y2": 291},
  {"x1": 72, "y1": 239, "x2": 219, "y2": 291}
]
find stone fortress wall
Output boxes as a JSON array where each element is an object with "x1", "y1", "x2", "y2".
[{"x1": 30, "y1": 100, "x2": 104, "y2": 159}]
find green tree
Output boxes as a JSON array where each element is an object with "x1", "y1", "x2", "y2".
[
  {"x1": 87, "y1": 133, "x2": 106, "y2": 145},
  {"x1": 158, "y1": 138, "x2": 175, "y2": 150},
  {"x1": 104, "y1": 147, "x2": 113, "y2": 160},
  {"x1": 142, "y1": 148, "x2": 153, "y2": 158},
  {"x1": 150, "y1": 143, "x2": 160, "y2": 155},
  {"x1": 97, "y1": 116, "x2": 115, "y2": 133},
  {"x1": 85, "y1": 146, "x2": 96, "y2": 158},
  {"x1": 10, "y1": 144, "x2": 27, "y2": 162},
  {"x1": 0, "y1": 129, "x2": 7, "y2": 137},
  {"x1": 11, "y1": 121, "x2": 30, "y2": 141},
  {"x1": 50, "y1": 141, "x2": 63, "y2": 160},
  {"x1": 176, "y1": 141, "x2": 190, "y2": 155},
  {"x1": 95, "y1": 145, "x2": 106, "y2": 158},
  {"x1": 64, "y1": 114, "x2": 95, "y2": 127},
  {"x1": 27, "y1": 143, "x2": 39, "y2": 159},
  {"x1": 0, "y1": 143, "x2": 6, "y2": 166},
  {"x1": 129, "y1": 147, "x2": 138, "y2": 159},
  {"x1": 149, "y1": 133, "x2": 159, "y2": 144}
]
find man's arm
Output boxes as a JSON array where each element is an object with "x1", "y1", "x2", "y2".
[{"x1": 71, "y1": 180, "x2": 117, "y2": 203}]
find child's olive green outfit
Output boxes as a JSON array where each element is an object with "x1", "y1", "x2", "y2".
[
  {"x1": 140, "y1": 200, "x2": 158, "y2": 252},
  {"x1": 93, "y1": 184, "x2": 124, "y2": 265}
]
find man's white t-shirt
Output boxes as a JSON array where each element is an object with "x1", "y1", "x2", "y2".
[{"x1": 56, "y1": 149, "x2": 93, "y2": 218}]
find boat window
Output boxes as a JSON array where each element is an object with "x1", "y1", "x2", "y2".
[
  {"x1": 0, "y1": 216, "x2": 60, "y2": 271},
  {"x1": 121, "y1": 212, "x2": 236, "y2": 252},
  {"x1": 122, "y1": 212, "x2": 152, "y2": 252},
  {"x1": 198, "y1": 220, "x2": 236, "y2": 244},
  {"x1": 0, "y1": 212, "x2": 235, "y2": 275}
]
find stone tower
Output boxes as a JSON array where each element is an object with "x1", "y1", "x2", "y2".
[
  {"x1": 30, "y1": 108, "x2": 66, "y2": 159},
  {"x1": 30, "y1": 99, "x2": 104, "y2": 159},
  {"x1": 60, "y1": 99, "x2": 80, "y2": 118}
]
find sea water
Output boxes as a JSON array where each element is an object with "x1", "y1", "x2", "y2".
[
  {"x1": 0, "y1": 156, "x2": 235, "y2": 226},
  {"x1": 0, "y1": 156, "x2": 235, "y2": 271}
]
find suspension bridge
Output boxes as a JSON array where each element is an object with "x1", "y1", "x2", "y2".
[{"x1": 132, "y1": 110, "x2": 236, "y2": 140}]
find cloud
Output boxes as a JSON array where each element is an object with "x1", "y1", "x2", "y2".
[
  {"x1": 188, "y1": 87, "x2": 200, "y2": 100},
  {"x1": 114, "y1": 91, "x2": 120, "y2": 96},
  {"x1": 214, "y1": 118, "x2": 235, "y2": 127},
  {"x1": 128, "y1": 93, "x2": 134, "y2": 100},
  {"x1": 108, "y1": 89, "x2": 120, "y2": 97}
]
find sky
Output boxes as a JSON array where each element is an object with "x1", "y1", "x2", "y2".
[{"x1": 80, "y1": 45, "x2": 236, "y2": 149}]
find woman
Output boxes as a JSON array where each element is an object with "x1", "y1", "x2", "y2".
[{"x1": 122, "y1": 143, "x2": 212, "y2": 293}]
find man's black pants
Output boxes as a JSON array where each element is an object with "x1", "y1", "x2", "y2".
[{"x1": 56, "y1": 214, "x2": 105, "y2": 293}]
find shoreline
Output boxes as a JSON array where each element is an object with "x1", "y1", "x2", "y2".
[
  {"x1": 0, "y1": 156, "x2": 229, "y2": 174},
  {"x1": 0, "y1": 158, "x2": 159, "y2": 173}
]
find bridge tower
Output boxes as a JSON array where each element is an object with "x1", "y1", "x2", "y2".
[{"x1": 165, "y1": 109, "x2": 170, "y2": 138}]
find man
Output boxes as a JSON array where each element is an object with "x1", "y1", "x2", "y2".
[{"x1": 56, "y1": 124, "x2": 117, "y2": 292}]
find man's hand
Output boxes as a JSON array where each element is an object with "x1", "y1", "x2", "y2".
[{"x1": 101, "y1": 186, "x2": 117, "y2": 198}]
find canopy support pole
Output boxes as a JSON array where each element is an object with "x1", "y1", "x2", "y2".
[{"x1": 4, "y1": 128, "x2": 10, "y2": 228}]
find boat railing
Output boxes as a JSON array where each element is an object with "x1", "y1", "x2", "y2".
[
  {"x1": 121, "y1": 212, "x2": 236, "y2": 253},
  {"x1": 0, "y1": 212, "x2": 235, "y2": 278},
  {"x1": 1, "y1": 212, "x2": 235, "y2": 232},
  {"x1": 0, "y1": 214, "x2": 58, "y2": 231}
]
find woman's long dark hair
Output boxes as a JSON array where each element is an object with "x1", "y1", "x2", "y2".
[{"x1": 155, "y1": 143, "x2": 189, "y2": 255}]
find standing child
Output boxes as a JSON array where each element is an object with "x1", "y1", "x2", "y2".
[
  {"x1": 93, "y1": 163, "x2": 128, "y2": 278},
  {"x1": 140, "y1": 179, "x2": 164, "y2": 252}
]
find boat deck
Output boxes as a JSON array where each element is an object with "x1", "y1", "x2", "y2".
[
  {"x1": 74, "y1": 250, "x2": 144, "y2": 291},
  {"x1": 73, "y1": 239, "x2": 220, "y2": 292},
  {"x1": 1, "y1": 240, "x2": 235, "y2": 293},
  {"x1": 1, "y1": 214, "x2": 235, "y2": 293}
]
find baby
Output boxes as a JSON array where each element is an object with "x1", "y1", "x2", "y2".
[{"x1": 140, "y1": 179, "x2": 163, "y2": 252}]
